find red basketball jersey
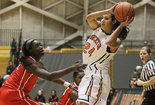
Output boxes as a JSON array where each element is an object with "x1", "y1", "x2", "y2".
[
  {"x1": 58, "y1": 82, "x2": 76, "y2": 105},
  {"x1": 3, "y1": 56, "x2": 38, "y2": 93},
  {"x1": 0, "y1": 56, "x2": 39, "y2": 105}
]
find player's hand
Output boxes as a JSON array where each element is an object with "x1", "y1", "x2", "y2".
[
  {"x1": 108, "y1": 3, "x2": 119, "y2": 14},
  {"x1": 71, "y1": 60, "x2": 87, "y2": 72},
  {"x1": 120, "y1": 16, "x2": 134, "y2": 27}
]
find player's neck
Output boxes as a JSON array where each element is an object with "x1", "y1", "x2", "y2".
[{"x1": 101, "y1": 28, "x2": 111, "y2": 35}]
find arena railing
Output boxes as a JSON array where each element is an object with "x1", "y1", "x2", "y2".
[
  {"x1": 0, "y1": 29, "x2": 20, "y2": 46},
  {"x1": 38, "y1": 39, "x2": 154, "y2": 50}
]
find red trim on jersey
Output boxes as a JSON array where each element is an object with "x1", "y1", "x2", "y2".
[
  {"x1": 58, "y1": 82, "x2": 76, "y2": 105},
  {"x1": 0, "y1": 56, "x2": 39, "y2": 105}
]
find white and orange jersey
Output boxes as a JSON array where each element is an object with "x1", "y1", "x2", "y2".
[{"x1": 83, "y1": 28, "x2": 115, "y2": 74}]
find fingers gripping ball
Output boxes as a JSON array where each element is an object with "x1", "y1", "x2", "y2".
[{"x1": 114, "y1": 2, "x2": 135, "y2": 22}]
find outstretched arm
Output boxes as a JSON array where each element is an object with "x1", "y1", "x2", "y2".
[
  {"x1": 52, "y1": 78, "x2": 65, "y2": 85},
  {"x1": 52, "y1": 78, "x2": 71, "y2": 88},
  {"x1": 137, "y1": 76, "x2": 155, "y2": 86},
  {"x1": 23, "y1": 60, "x2": 87, "y2": 82}
]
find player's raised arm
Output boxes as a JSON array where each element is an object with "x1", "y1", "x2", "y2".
[{"x1": 86, "y1": 4, "x2": 117, "y2": 30}]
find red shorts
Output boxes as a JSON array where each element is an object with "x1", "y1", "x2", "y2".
[{"x1": 0, "y1": 86, "x2": 39, "y2": 105}]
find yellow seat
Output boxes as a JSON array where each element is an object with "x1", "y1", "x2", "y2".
[
  {"x1": 0, "y1": 46, "x2": 10, "y2": 76},
  {"x1": 0, "y1": 63, "x2": 8, "y2": 76},
  {"x1": 61, "y1": 48, "x2": 82, "y2": 53},
  {"x1": 0, "y1": 46, "x2": 11, "y2": 50}
]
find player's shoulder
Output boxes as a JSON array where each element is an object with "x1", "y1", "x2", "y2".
[
  {"x1": 92, "y1": 27, "x2": 100, "y2": 33},
  {"x1": 147, "y1": 60, "x2": 155, "y2": 65},
  {"x1": 148, "y1": 60, "x2": 155, "y2": 67},
  {"x1": 27, "y1": 56, "x2": 36, "y2": 61}
]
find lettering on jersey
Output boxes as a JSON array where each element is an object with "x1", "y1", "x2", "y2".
[
  {"x1": 89, "y1": 35, "x2": 101, "y2": 50},
  {"x1": 83, "y1": 35, "x2": 101, "y2": 57}
]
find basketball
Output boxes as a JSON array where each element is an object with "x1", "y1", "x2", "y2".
[{"x1": 114, "y1": 2, "x2": 135, "y2": 22}]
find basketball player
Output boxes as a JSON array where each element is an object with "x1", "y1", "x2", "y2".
[
  {"x1": 136, "y1": 46, "x2": 155, "y2": 105},
  {"x1": 76, "y1": 4, "x2": 134, "y2": 105},
  {"x1": 0, "y1": 39, "x2": 87, "y2": 105},
  {"x1": 58, "y1": 71, "x2": 84, "y2": 105}
]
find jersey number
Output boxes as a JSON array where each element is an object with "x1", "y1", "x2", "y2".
[{"x1": 83, "y1": 42, "x2": 95, "y2": 57}]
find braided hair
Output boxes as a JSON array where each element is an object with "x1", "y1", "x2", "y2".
[
  {"x1": 111, "y1": 14, "x2": 129, "y2": 40},
  {"x1": 20, "y1": 39, "x2": 36, "y2": 66}
]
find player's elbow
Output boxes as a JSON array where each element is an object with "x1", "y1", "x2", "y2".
[
  {"x1": 106, "y1": 40, "x2": 121, "y2": 49},
  {"x1": 40, "y1": 73, "x2": 54, "y2": 81},
  {"x1": 106, "y1": 41, "x2": 113, "y2": 48},
  {"x1": 86, "y1": 14, "x2": 93, "y2": 22},
  {"x1": 47, "y1": 75, "x2": 55, "y2": 81}
]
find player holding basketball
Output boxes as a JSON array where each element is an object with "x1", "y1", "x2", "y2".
[
  {"x1": 0, "y1": 39, "x2": 87, "y2": 105},
  {"x1": 76, "y1": 4, "x2": 134, "y2": 105}
]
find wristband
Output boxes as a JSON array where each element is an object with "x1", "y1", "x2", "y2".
[{"x1": 64, "y1": 81, "x2": 71, "y2": 87}]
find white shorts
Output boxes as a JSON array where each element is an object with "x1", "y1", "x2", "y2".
[
  {"x1": 76, "y1": 95, "x2": 106, "y2": 105},
  {"x1": 77, "y1": 72, "x2": 110, "y2": 105}
]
